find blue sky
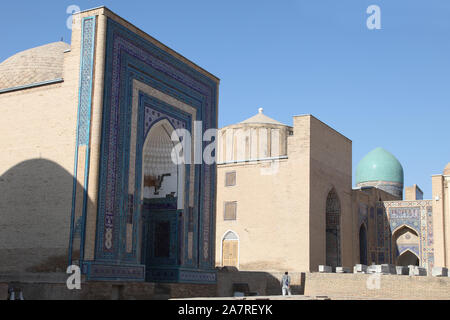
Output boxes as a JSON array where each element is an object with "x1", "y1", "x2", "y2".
[{"x1": 1, "y1": 0, "x2": 449, "y2": 198}]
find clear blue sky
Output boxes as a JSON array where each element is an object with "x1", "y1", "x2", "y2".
[{"x1": 1, "y1": 0, "x2": 449, "y2": 198}]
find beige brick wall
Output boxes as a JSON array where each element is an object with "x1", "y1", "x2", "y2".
[
  {"x1": 0, "y1": 22, "x2": 80, "y2": 273},
  {"x1": 217, "y1": 270, "x2": 304, "y2": 297},
  {"x1": 432, "y1": 175, "x2": 448, "y2": 267},
  {"x1": 308, "y1": 115, "x2": 352, "y2": 270},
  {"x1": 304, "y1": 272, "x2": 450, "y2": 300},
  {"x1": 215, "y1": 115, "x2": 352, "y2": 273},
  {"x1": 216, "y1": 117, "x2": 310, "y2": 272},
  {"x1": 0, "y1": 78, "x2": 78, "y2": 273}
]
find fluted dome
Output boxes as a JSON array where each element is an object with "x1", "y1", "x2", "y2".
[
  {"x1": 0, "y1": 42, "x2": 70, "y2": 91},
  {"x1": 444, "y1": 163, "x2": 450, "y2": 176},
  {"x1": 356, "y1": 147, "x2": 404, "y2": 198},
  {"x1": 218, "y1": 108, "x2": 291, "y2": 163}
]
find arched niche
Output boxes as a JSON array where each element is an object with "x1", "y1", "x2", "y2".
[
  {"x1": 392, "y1": 225, "x2": 420, "y2": 266},
  {"x1": 141, "y1": 119, "x2": 185, "y2": 209},
  {"x1": 397, "y1": 250, "x2": 419, "y2": 266},
  {"x1": 325, "y1": 188, "x2": 341, "y2": 267}
]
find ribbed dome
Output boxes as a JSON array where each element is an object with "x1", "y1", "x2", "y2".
[
  {"x1": 0, "y1": 42, "x2": 70, "y2": 90},
  {"x1": 356, "y1": 147, "x2": 404, "y2": 185},
  {"x1": 444, "y1": 163, "x2": 450, "y2": 175}
]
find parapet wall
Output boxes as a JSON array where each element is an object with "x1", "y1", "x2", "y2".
[{"x1": 304, "y1": 272, "x2": 450, "y2": 299}]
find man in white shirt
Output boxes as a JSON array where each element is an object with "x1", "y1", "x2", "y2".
[{"x1": 281, "y1": 271, "x2": 292, "y2": 296}]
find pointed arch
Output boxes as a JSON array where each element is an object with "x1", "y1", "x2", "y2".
[
  {"x1": 326, "y1": 188, "x2": 341, "y2": 267},
  {"x1": 141, "y1": 119, "x2": 185, "y2": 209},
  {"x1": 392, "y1": 225, "x2": 420, "y2": 266},
  {"x1": 397, "y1": 249, "x2": 419, "y2": 266}
]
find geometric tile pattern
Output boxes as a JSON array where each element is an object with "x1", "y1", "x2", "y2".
[
  {"x1": 69, "y1": 16, "x2": 96, "y2": 265},
  {"x1": 381, "y1": 200, "x2": 434, "y2": 271},
  {"x1": 91, "y1": 18, "x2": 218, "y2": 282}
]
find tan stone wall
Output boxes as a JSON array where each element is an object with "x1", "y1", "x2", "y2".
[
  {"x1": 0, "y1": 278, "x2": 216, "y2": 300},
  {"x1": 304, "y1": 272, "x2": 450, "y2": 300},
  {"x1": 432, "y1": 175, "x2": 448, "y2": 267},
  {"x1": 405, "y1": 184, "x2": 423, "y2": 201},
  {"x1": 308, "y1": 115, "x2": 352, "y2": 270},
  {"x1": 0, "y1": 11, "x2": 84, "y2": 273},
  {"x1": 215, "y1": 115, "x2": 353, "y2": 273},
  {"x1": 217, "y1": 270, "x2": 305, "y2": 297},
  {"x1": 216, "y1": 117, "x2": 310, "y2": 272},
  {"x1": 0, "y1": 61, "x2": 78, "y2": 272}
]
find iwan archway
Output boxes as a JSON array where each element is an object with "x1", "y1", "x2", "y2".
[
  {"x1": 140, "y1": 119, "x2": 185, "y2": 279},
  {"x1": 392, "y1": 225, "x2": 420, "y2": 267}
]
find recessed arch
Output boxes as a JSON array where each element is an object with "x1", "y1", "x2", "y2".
[
  {"x1": 392, "y1": 225, "x2": 420, "y2": 267},
  {"x1": 326, "y1": 188, "x2": 341, "y2": 267},
  {"x1": 141, "y1": 118, "x2": 185, "y2": 209},
  {"x1": 397, "y1": 249, "x2": 419, "y2": 266},
  {"x1": 392, "y1": 224, "x2": 419, "y2": 237}
]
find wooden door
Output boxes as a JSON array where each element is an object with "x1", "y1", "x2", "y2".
[{"x1": 222, "y1": 240, "x2": 238, "y2": 267}]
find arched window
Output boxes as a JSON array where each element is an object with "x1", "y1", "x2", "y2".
[
  {"x1": 326, "y1": 189, "x2": 341, "y2": 267},
  {"x1": 222, "y1": 231, "x2": 239, "y2": 268}
]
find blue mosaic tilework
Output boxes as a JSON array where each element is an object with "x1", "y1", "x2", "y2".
[
  {"x1": 69, "y1": 16, "x2": 96, "y2": 265},
  {"x1": 93, "y1": 17, "x2": 218, "y2": 280},
  {"x1": 382, "y1": 201, "x2": 434, "y2": 271}
]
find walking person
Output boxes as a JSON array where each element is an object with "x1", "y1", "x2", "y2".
[{"x1": 281, "y1": 271, "x2": 292, "y2": 296}]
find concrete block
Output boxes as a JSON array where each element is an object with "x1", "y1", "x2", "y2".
[
  {"x1": 370, "y1": 264, "x2": 392, "y2": 274},
  {"x1": 335, "y1": 267, "x2": 351, "y2": 273},
  {"x1": 396, "y1": 266, "x2": 409, "y2": 275},
  {"x1": 410, "y1": 266, "x2": 427, "y2": 276},
  {"x1": 353, "y1": 264, "x2": 368, "y2": 273},
  {"x1": 318, "y1": 265, "x2": 332, "y2": 273},
  {"x1": 431, "y1": 267, "x2": 448, "y2": 277},
  {"x1": 367, "y1": 265, "x2": 377, "y2": 274},
  {"x1": 408, "y1": 265, "x2": 416, "y2": 276},
  {"x1": 382, "y1": 264, "x2": 397, "y2": 274}
]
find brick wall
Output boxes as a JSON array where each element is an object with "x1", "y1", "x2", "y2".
[{"x1": 304, "y1": 272, "x2": 450, "y2": 299}]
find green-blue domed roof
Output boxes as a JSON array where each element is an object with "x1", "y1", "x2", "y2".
[{"x1": 356, "y1": 147, "x2": 404, "y2": 185}]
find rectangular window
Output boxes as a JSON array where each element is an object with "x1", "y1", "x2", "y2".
[
  {"x1": 224, "y1": 201, "x2": 237, "y2": 220},
  {"x1": 225, "y1": 171, "x2": 236, "y2": 187}
]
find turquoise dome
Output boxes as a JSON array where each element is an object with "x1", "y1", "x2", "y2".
[{"x1": 356, "y1": 147, "x2": 404, "y2": 185}]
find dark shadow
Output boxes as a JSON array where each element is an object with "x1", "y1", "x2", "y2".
[
  {"x1": 216, "y1": 267, "x2": 306, "y2": 297},
  {"x1": 0, "y1": 159, "x2": 91, "y2": 275},
  {"x1": 359, "y1": 224, "x2": 368, "y2": 265}
]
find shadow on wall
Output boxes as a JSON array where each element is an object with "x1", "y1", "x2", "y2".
[
  {"x1": 0, "y1": 159, "x2": 91, "y2": 274},
  {"x1": 216, "y1": 267, "x2": 305, "y2": 297}
]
